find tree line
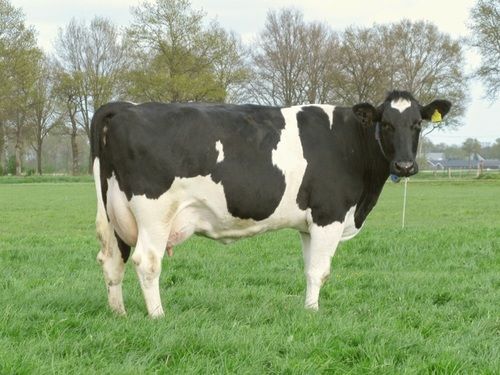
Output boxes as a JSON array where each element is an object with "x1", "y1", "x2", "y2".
[
  {"x1": 422, "y1": 137, "x2": 500, "y2": 161},
  {"x1": 0, "y1": 0, "x2": 497, "y2": 175}
]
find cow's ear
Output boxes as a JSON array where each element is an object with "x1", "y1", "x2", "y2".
[
  {"x1": 352, "y1": 103, "x2": 380, "y2": 127},
  {"x1": 420, "y1": 100, "x2": 452, "y2": 122}
]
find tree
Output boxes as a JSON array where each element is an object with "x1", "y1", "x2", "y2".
[
  {"x1": 388, "y1": 20, "x2": 467, "y2": 129},
  {"x1": 55, "y1": 16, "x2": 128, "y2": 173},
  {"x1": 332, "y1": 21, "x2": 467, "y2": 127},
  {"x1": 125, "y1": 0, "x2": 248, "y2": 103},
  {"x1": 250, "y1": 8, "x2": 308, "y2": 106},
  {"x1": 52, "y1": 69, "x2": 83, "y2": 175},
  {"x1": 207, "y1": 26, "x2": 250, "y2": 103},
  {"x1": 469, "y1": 0, "x2": 500, "y2": 100},
  {"x1": 249, "y1": 8, "x2": 340, "y2": 106},
  {"x1": 302, "y1": 22, "x2": 340, "y2": 104},
  {"x1": 0, "y1": 0, "x2": 39, "y2": 175},
  {"x1": 28, "y1": 55, "x2": 60, "y2": 174},
  {"x1": 444, "y1": 144, "x2": 467, "y2": 160},
  {"x1": 462, "y1": 138, "x2": 482, "y2": 168},
  {"x1": 330, "y1": 25, "x2": 392, "y2": 104},
  {"x1": 482, "y1": 138, "x2": 500, "y2": 159}
]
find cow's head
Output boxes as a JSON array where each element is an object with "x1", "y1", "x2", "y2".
[{"x1": 353, "y1": 91, "x2": 451, "y2": 177}]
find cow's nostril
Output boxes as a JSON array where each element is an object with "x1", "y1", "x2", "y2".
[{"x1": 395, "y1": 161, "x2": 414, "y2": 173}]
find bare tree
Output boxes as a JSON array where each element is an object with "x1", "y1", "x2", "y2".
[
  {"x1": 55, "y1": 16, "x2": 127, "y2": 173},
  {"x1": 250, "y1": 8, "x2": 308, "y2": 106},
  {"x1": 330, "y1": 25, "x2": 392, "y2": 104},
  {"x1": 28, "y1": 55, "x2": 60, "y2": 174},
  {"x1": 303, "y1": 22, "x2": 340, "y2": 104},
  {"x1": 387, "y1": 20, "x2": 467, "y2": 129},
  {"x1": 469, "y1": 0, "x2": 500, "y2": 100},
  {"x1": 52, "y1": 69, "x2": 83, "y2": 175}
]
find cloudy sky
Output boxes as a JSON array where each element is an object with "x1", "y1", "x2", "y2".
[{"x1": 11, "y1": 0, "x2": 500, "y2": 145}]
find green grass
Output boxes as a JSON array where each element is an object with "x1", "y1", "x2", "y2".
[
  {"x1": 0, "y1": 175, "x2": 94, "y2": 184},
  {"x1": 0, "y1": 180, "x2": 499, "y2": 374}
]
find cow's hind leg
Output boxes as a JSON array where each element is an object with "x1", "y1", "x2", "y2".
[
  {"x1": 96, "y1": 217, "x2": 130, "y2": 315},
  {"x1": 132, "y1": 227, "x2": 168, "y2": 318},
  {"x1": 301, "y1": 221, "x2": 344, "y2": 310}
]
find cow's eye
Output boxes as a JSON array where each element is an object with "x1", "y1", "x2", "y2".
[{"x1": 381, "y1": 122, "x2": 394, "y2": 131}]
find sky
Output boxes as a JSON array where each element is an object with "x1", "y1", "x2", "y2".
[{"x1": 11, "y1": 0, "x2": 500, "y2": 145}]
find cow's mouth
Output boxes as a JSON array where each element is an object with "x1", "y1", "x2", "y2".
[{"x1": 391, "y1": 161, "x2": 418, "y2": 177}]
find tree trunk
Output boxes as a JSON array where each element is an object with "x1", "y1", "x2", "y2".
[
  {"x1": 68, "y1": 103, "x2": 80, "y2": 175},
  {"x1": 0, "y1": 121, "x2": 4, "y2": 175},
  {"x1": 36, "y1": 141, "x2": 43, "y2": 175},
  {"x1": 88, "y1": 152, "x2": 92, "y2": 175},
  {"x1": 15, "y1": 142, "x2": 22, "y2": 176},
  {"x1": 71, "y1": 129, "x2": 79, "y2": 175}
]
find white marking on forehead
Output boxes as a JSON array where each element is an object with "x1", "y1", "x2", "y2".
[
  {"x1": 390, "y1": 99, "x2": 412, "y2": 113},
  {"x1": 215, "y1": 140, "x2": 224, "y2": 163}
]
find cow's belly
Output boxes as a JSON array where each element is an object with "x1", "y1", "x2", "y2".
[
  {"x1": 109, "y1": 174, "x2": 308, "y2": 248},
  {"x1": 167, "y1": 175, "x2": 309, "y2": 244}
]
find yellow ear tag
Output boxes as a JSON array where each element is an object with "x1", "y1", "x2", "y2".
[{"x1": 431, "y1": 109, "x2": 442, "y2": 123}]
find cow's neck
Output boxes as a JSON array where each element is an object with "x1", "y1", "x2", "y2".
[{"x1": 353, "y1": 123, "x2": 391, "y2": 228}]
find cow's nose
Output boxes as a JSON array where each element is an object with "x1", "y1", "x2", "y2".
[{"x1": 394, "y1": 161, "x2": 415, "y2": 175}]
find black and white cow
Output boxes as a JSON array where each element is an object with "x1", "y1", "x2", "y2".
[{"x1": 91, "y1": 91, "x2": 451, "y2": 317}]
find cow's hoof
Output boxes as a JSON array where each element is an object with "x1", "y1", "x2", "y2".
[
  {"x1": 148, "y1": 306, "x2": 165, "y2": 319},
  {"x1": 111, "y1": 307, "x2": 127, "y2": 316},
  {"x1": 149, "y1": 311, "x2": 165, "y2": 319},
  {"x1": 304, "y1": 303, "x2": 319, "y2": 311}
]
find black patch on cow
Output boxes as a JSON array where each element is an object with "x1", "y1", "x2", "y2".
[
  {"x1": 115, "y1": 231, "x2": 131, "y2": 262},
  {"x1": 94, "y1": 103, "x2": 286, "y2": 221},
  {"x1": 296, "y1": 106, "x2": 364, "y2": 226},
  {"x1": 210, "y1": 107, "x2": 286, "y2": 220}
]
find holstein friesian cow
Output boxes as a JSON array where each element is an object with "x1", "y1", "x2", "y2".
[{"x1": 91, "y1": 91, "x2": 451, "y2": 317}]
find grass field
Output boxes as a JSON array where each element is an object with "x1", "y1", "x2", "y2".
[{"x1": 0, "y1": 178, "x2": 499, "y2": 374}]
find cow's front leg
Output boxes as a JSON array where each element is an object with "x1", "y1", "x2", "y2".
[
  {"x1": 132, "y1": 228, "x2": 168, "y2": 318},
  {"x1": 96, "y1": 217, "x2": 129, "y2": 315},
  {"x1": 301, "y1": 221, "x2": 344, "y2": 310}
]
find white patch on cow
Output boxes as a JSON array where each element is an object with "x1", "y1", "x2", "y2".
[
  {"x1": 300, "y1": 104, "x2": 335, "y2": 128},
  {"x1": 215, "y1": 140, "x2": 224, "y2": 163},
  {"x1": 302, "y1": 212, "x2": 346, "y2": 309},
  {"x1": 390, "y1": 98, "x2": 411, "y2": 113},
  {"x1": 106, "y1": 174, "x2": 138, "y2": 246},
  {"x1": 340, "y1": 205, "x2": 360, "y2": 241},
  {"x1": 266, "y1": 107, "x2": 309, "y2": 228}
]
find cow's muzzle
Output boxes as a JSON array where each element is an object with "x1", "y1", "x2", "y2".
[{"x1": 392, "y1": 161, "x2": 418, "y2": 177}]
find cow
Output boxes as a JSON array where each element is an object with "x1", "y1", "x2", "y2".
[{"x1": 91, "y1": 91, "x2": 451, "y2": 317}]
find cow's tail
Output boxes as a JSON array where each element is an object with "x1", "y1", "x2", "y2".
[
  {"x1": 90, "y1": 102, "x2": 133, "y2": 235},
  {"x1": 91, "y1": 102, "x2": 133, "y2": 161}
]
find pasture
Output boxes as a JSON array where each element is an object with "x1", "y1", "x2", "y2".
[{"x1": 0, "y1": 178, "x2": 499, "y2": 373}]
